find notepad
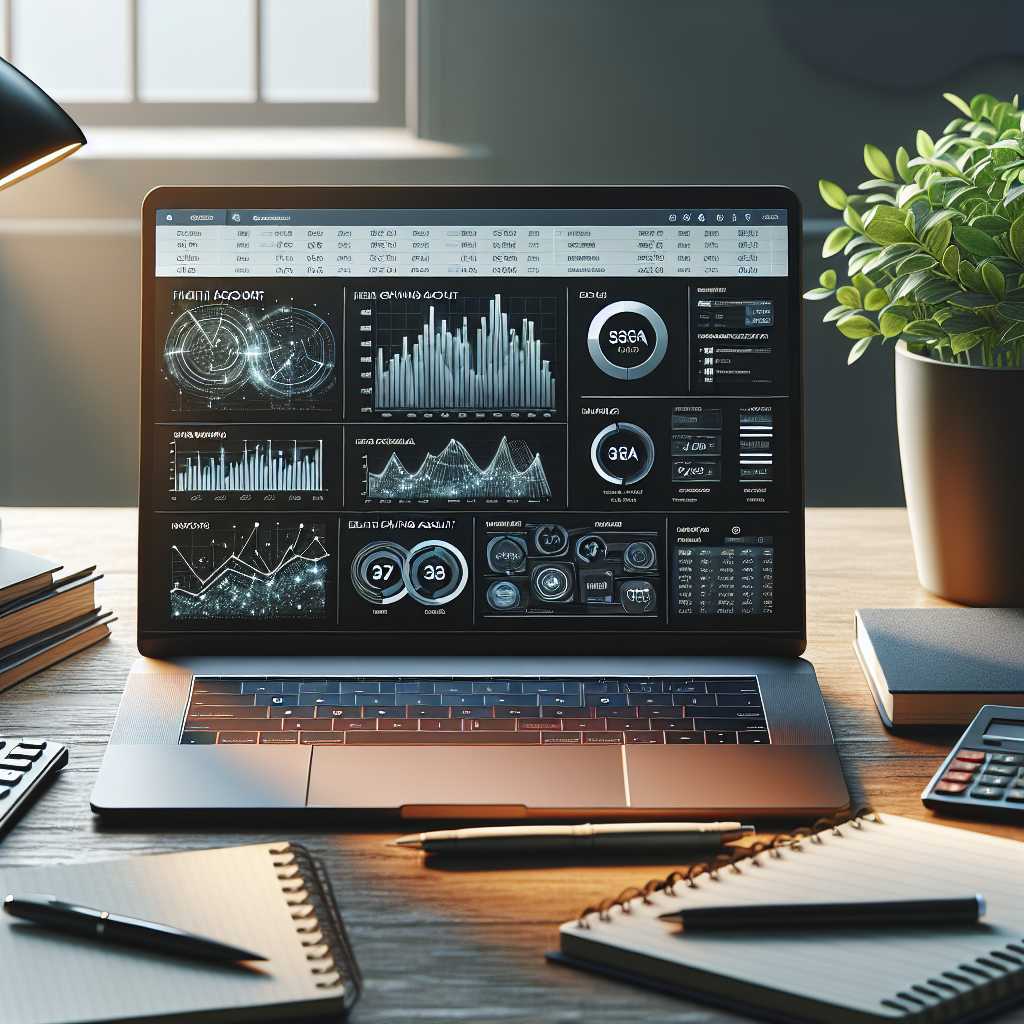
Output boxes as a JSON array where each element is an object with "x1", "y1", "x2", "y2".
[
  {"x1": 0, "y1": 842, "x2": 360, "y2": 1024},
  {"x1": 551, "y1": 814, "x2": 1024, "y2": 1024}
]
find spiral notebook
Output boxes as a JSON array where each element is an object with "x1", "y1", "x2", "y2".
[
  {"x1": 0, "y1": 842, "x2": 360, "y2": 1024},
  {"x1": 550, "y1": 814, "x2": 1024, "y2": 1024}
]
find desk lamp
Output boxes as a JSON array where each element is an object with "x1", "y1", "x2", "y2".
[{"x1": 0, "y1": 56, "x2": 86, "y2": 191}]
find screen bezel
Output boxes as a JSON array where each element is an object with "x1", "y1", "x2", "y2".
[{"x1": 138, "y1": 184, "x2": 805, "y2": 657}]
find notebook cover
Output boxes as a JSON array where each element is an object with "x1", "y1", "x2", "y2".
[
  {"x1": 0, "y1": 548, "x2": 61, "y2": 603},
  {"x1": 856, "y1": 608, "x2": 1024, "y2": 694},
  {"x1": 0, "y1": 611, "x2": 115, "y2": 694},
  {"x1": 0, "y1": 842, "x2": 359, "y2": 1024}
]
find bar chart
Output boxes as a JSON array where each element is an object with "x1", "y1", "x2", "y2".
[
  {"x1": 372, "y1": 294, "x2": 558, "y2": 412},
  {"x1": 172, "y1": 439, "x2": 323, "y2": 492}
]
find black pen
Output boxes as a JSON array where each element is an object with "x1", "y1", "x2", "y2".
[
  {"x1": 3, "y1": 893, "x2": 266, "y2": 961},
  {"x1": 658, "y1": 895, "x2": 986, "y2": 930}
]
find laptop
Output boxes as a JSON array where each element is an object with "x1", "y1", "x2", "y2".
[{"x1": 91, "y1": 184, "x2": 850, "y2": 820}]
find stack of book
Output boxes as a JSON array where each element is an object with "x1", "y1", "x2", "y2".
[{"x1": 0, "y1": 547, "x2": 115, "y2": 693}]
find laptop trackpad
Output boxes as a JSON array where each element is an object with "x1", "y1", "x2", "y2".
[{"x1": 307, "y1": 745, "x2": 627, "y2": 809}]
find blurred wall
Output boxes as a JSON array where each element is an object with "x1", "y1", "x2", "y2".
[{"x1": 2, "y1": 0, "x2": 1022, "y2": 505}]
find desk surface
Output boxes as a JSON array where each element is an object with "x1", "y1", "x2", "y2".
[{"x1": 1, "y1": 506, "x2": 1021, "y2": 1024}]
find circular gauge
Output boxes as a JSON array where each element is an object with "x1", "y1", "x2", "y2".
[
  {"x1": 487, "y1": 535, "x2": 528, "y2": 574},
  {"x1": 486, "y1": 580, "x2": 522, "y2": 610},
  {"x1": 532, "y1": 564, "x2": 573, "y2": 602},
  {"x1": 623, "y1": 541, "x2": 657, "y2": 571},
  {"x1": 249, "y1": 307, "x2": 336, "y2": 397},
  {"x1": 164, "y1": 304, "x2": 254, "y2": 398},
  {"x1": 575, "y1": 534, "x2": 607, "y2": 564},
  {"x1": 620, "y1": 578, "x2": 657, "y2": 615},
  {"x1": 350, "y1": 542, "x2": 408, "y2": 605},
  {"x1": 402, "y1": 540, "x2": 469, "y2": 606},
  {"x1": 532, "y1": 524, "x2": 569, "y2": 556},
  {"x1": 587, "y1": 301, "x2": 668, "y2": 380},
  {"x1": 591, "y1": 423, "x2": 655, "y2": 485}
]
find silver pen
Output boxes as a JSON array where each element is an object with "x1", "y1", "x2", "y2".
[{"x1": 395, "y1": 821, "x2": 755, "y2": 855}]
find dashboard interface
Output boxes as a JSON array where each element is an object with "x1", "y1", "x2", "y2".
[{"x1": 139, "y1": 187, "x2": 803, "y2": 656}]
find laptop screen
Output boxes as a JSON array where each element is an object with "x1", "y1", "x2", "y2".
[{"x1": 138, "y1": 186, "x2": 804, "y2": 657}]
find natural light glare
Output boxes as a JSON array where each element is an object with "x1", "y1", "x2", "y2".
[
  {"x1": 11, "y1": 0, "x2": 132, "y2": 102},
  {"x1": 137, "y1": 0, "x2": 257, "y2": 103},
  {"x1": 261, "y1": 0, "x2": 378, "y2": 103}
]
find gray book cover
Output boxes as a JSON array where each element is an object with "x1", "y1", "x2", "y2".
[{"x1": 856, "y1": 608, "x2": 1024, "y2": 694}]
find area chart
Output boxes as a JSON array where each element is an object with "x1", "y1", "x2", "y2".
[
  {"x1": 374, "y1": 294, "x2": 556, "y2": 411},
  {"x1": 173, "y1": 440, "x2": 323, "y2": 492}
]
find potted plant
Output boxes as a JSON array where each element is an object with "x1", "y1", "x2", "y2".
[{"x1": 805, "y1": 91, "x2": 1024, "y2": 607}]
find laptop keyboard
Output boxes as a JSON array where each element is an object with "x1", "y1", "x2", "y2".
[{"x1": 180, "y1": 676, "x2": 770, "y2": 746}]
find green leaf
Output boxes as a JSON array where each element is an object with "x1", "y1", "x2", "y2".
[
  {"x1": 944, "y1": 118, "x2": 968, "y2": 133},
  {"x1": 859, "y1": 179, "x2": 899, "y2": 191},
  {"x1": 864, "y1": 205, "x2": 916, "y2": 245},
  {"x1": 822, "y1": 226, "x2": 854, "y2": 258},
  {"x1": 818, "y1": 179, "x2": 848, "y2": 210},
  {"x1": 879, "y1": 311, "x2": 908, "y2": 337},
  {"x1": 851, "y1": 272, "x2": 875, "y2": 293},
  {"x1": 819, "y1": 269, "x2": 836, "y2": 289},
  {"x1": 953, "y1": 224, "x2": 1003, "y2": 257},
  {"x1": 894, "y1": 254, "x2": 938, "y2": 275},
  {"x1": 970, "y1": 214, "x2": 1012, "y2": 233},
  {"x1": 1010, "y1": 213, "x2": 1024, "y2": 261},
  {"x1": 803, "y1": 287, "x2": 834, "y2": 300},
  {"x1": 843, "y1": 205, "x2": 866, "y2": 232},
  {"x1": 942, "y1": 312, "x2": 988, "y2": 333},
  {"x1": 915, "y1": 130, "x2": 935, "y2": 158},
  {"x1": 1002, "y1": 321, "x2": 1024, "y2": 342},
  {"x1": 1003, "y1": 184, "x2": 1024, "y2": 208},
  {"x1": 903, "y1": 319, "x2": 942, "y2": 336},
  {"x1": 915, "y1": 277, "x2": 963, "y2": 304},
  {"x1": 950, "y1": 332, "x2": 984, "y2": 353},
  {"x1": 847, "y1": 337, "x2": 874, "y2": 364},
  {"x1": 942, "y1": 244, "x2": 960, "y2": 280},
  {"x1": 923, "y1": 221, "x2": 953, "y2": 259},
  {"x1": 896, "y1": 146, "x2": 912, "y2": 183},
  {"x1": 947, "y1": 291, "x2": 997, "y2": 307},
  {"x1": 982, "y1": 261, "x2": 1006, "y2": 298},
  {"x1": 958, "y1": 261, "x2": 985, "y2": 292},
  {"x1": 836, "y1": 285, "x2": 862, "y2": 308},
  {"x1": 891, "y1": 269, "x2": 933, "y2": 301},
  {"x1": 864, "y1": 144, "x2": 895, "y2": 182},
  {"x1": 823, "y1": 304, "x2": 854, "y2": 322},
  {"x1": 864, "y1": 288, "x2": 889, "y2": 310},
  {"x1": 970, "y1": 93, "x2": 999, "y2": 121},
  {"x1": 996, "y1": 299, "x2": 1024, "y2": 320},
  {"x1": 837, "y1": 314, "x2": 880, "y2": 339},
  {"x1": 944, "y1": 92, "x2": 974, "y2": 117}
]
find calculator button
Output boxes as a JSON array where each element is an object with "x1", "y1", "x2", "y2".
[
  {"x1": 950, "y1": 759, "x2": 982, "y2": 772},
  {"x1": 942, "y1": 770, "x2": 974, "y2": 782},
  {"x1": 983, "y1": 764, "x2": 1018, "y2": 777},
  {"x1": 970, "y1": 786, "x2": 1004, "y2": 800},
  {"x1": 0, "y1": 770, "x2": 23, "y2": 786},
  {"x1": 1005, "y1": 790, "x2": 1024, "y2": 802},
  {"x1": 0, "y1": 758, "x2": 32, "y2": 771},
  {"x1": 990, "y1": 753, "x2": 1024, "y2": 765},
  {"x1": 978, "y1": 775, "x2": 1010, "y2": 788},
  {"x1": 17, "y1": 739, "x2": 47, "y2": 750},
  {"x1": 934, "y1": 781, "x2": 967, "y2": 794},
  {"x1": 954, "y1": 750, "x2": 986, "y2": 762},
  {"x1": 8, "y1": 746, "x2": 42, "y2": 761}
]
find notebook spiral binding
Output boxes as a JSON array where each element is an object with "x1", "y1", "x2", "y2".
[
  {"x1": 574, "y1": 807, "x2": 1024, "y2": 1022},
  {"x1": 268, "y1": 843, "x2": 362, "y2": 1009}
]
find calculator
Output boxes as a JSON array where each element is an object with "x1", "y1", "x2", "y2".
[
  {"x1": 921, "y1": 705, "x2": 1024, "y2": 819},
  {"x1": 0, "y1": 739, "x2": 68, "y2": 840}
]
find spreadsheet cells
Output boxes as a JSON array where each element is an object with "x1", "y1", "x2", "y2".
[
  {"x1": 374, "y1": 294, "x2": 557, "y2": 412},
  {"x1": 163, "y1": 303, "x2": 335, "y2": 405},
  {"x1": 170, "y1": 521, "x2": 329, "y2": 619},
  {"x1": 367, "y1": 437, "x2": 552, "y2": 501}
]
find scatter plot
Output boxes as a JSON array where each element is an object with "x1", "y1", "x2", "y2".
[{"x1": 170, "y1": 521, "x2": 329, "y2": 619}]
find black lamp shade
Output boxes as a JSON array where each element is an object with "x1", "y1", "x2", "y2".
[{"x1": 0, "y1": 57, "x2": 86, "y2": 191}]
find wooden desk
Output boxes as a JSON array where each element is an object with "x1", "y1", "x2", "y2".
[{"x1": 1, "y1": 507, "x2": 1021, "y2": 1023}]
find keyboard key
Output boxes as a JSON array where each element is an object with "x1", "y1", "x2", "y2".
[
  {"x1": 452, "y1": 707, "x2": 492, "y2": 718},
  {"x1": 518, "y1": 719, "x2": 562, "y2": 731},
  {"x1": 0, "y1": 771, "x2": 23, "y2": 786},
  {"x1": 474, "y1": 681, "x2": 511, "y2": 693},
  {"x1": 255, "y1": 695, "x2": 297, "y2": 707},
  {"x1": 197, "y1": 694, "x2": 258, "y2": 706},
  {"x1": 587, "y1": 695, "x2": 628, "y2": 707},
  {"x1": 581, "y1": 681, "x2": 618, "y2": 694},
  {"x1": 366, "y1": 706, "x2": 407, "y2": 718},
  {"x1": 356, "y1": 694, "x2": 396, "y2": 706},
  {"x1": 978, "y1": 775, "x2": 1010, "y2": 788},
  {"x1": 330, "y1": 719, "x2": 375, "y2": 730},
  {"x1": 970, "y1": 786, "x2": 1004, "y2": 800},
  {"x1": 282, "y1": 719, "x2": 333, "y2": 731},
  {"x1": 706, "y1": 680, "x2": 760, "y2": 693},
  {"x1": 417, "y1": 719, "x2": 464, "y2": 731},
  {"x1": 695, "y1": 719, "x2": 763, "y2": 732},
  {"x1": 270, "y1": 707, "x2": 316, "y2": 718},
  {"x1": 396, "y1": 681, "x2": 437, "y2": 693},
  {"x1": 620, "y1": 719, "x2": 653, "y2": 731},
  {"x1": 240, "y1": 681, "x2": 282, "y2": 694},
  {"x1": 377, "y1": 719, "x2": 419, "y2": 731},
  {"x1": 584, "y1": 731, "x2": 624, "y2": 743},
  {"x1": 933, "y1": 781, "x2": 967, "y2": 794},
  {"x1": 738, "y1": 733, "x2": 770, "y2": 744},
  {"x1": 539, "y1": 694, "x2": 582, "y2": 707},
  {"x1": 406, "y1": 706, "x2": 450, "y2": 718},
  {"x1": 340, "y1": 681, "x2": 380, "y2": 694},
  {"x1": 665, "y1": 680, "x2": 706, "y2": 693},
  {"x1": 484, "y1": 695, "x2": 538, "y2": 706},
  {"x1": 467, "y1": 719, "x2": 517, "y2": 731},
  {"x1": 603, "y1": 707, "x2": 640, "y2": 719},
  {"x1": 494, "y1": 707, "x2": 540, "y2": 718},
  {"x1": 646, "y1": 707, "x2": 684, "y2": 719},
  {"x1": 345, "y1": 731, "x2": 540, "y2": 745},
  {"x1": 1005, "y1": 789, "x2": 1024, "y2": 802},
  {"x1": 622, "y1": 681, "x2": 664, "y2": 692},
  {"x1": 542, "y1": 732, "x2": 582, "y2": 744},
  {"x1": 662, "y1": 719, "x2": 694, "y2": 730},
  {"x1": 991, "y1": 753, "x2": 1024, "y2": 765},
  {"x1": 577, "y1": 719, "x2": 609, "y2": 731},
  {"x1": 523, "y1": 681, "x2": 566, "y2": 694},
  {"x1": 673, "y1": 694, "x2": 717, "y2": 707},
  {"x1": 188, "y1": 707, "x2": 269, "y2": 719},
  {"x1": 716, "y1": 695, "x2": 763, "y2": 707},
  {"x1": 298, "y1": 681, "x2": 341, "y2": 693},
  {"x1": 667, "y1": 732, "x2": 705, "y2": 744},
  {"x1": 180, "y1": 732, "x2": 217, "y2": 744},
  {"x1": 941, "y1": 771, "x2": 974, "y2": 783},
  {"x1": 315, "y1": 706, "x2": 363, "y2": 718},
  {"x1": 0, "y1": 759, "x2": 32, "y2": 771},
  {"x1": 300, "y1": 734, "x2": 346, "y2": 744},
  {"x1": 627, "y1": 694, "x2": 671, "y2": 706},
  {"x1": 405, "y1": 694, "x2": 443, "y2": 706},
  {"x1": 259, "y1": 733, "x2": 297, "y2": 744},
  {"x1": 442, "y1": 695, "x2": 486, "y2": 706},
  {"x1": 954, "y1": 749, "x2": 986, "y2": 762},
  {"x1": 215, "y1": 732, "x2": 258, "y2": 744},
  {"x1": 625, "y1": 731, "x2": 664, "y2": 744},
  {"x1": 436, "y1": 681, "x2": 475, "y2": 694},
  {"x1": 704, "y1": 731, "x2": 738, "y2": 744},
  {"x1": 194, "y1": 680, "x2": 245, "y2": 694},
  {"x1": 542, "y1": 707, "x2": 590, "y2": 718}
]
